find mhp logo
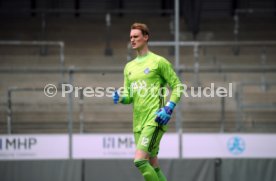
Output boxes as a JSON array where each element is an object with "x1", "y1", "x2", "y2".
[{"x1": 0, "y1": 137, "x2": 37, "y2": 150}]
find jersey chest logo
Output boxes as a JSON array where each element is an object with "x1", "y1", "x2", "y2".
[{"x1": 144, "y1": 68, "x2": 150, "y2": 74}]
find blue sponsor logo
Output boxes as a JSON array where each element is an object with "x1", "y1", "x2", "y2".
[
  {"x1": 227, "y1": 136, "x2": 245, "y2": 155},
  {"x1": 144, "y1": 68, "x2": 150, "y2": 74}
]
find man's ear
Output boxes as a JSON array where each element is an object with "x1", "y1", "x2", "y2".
[{"x1": 144, "y1": 34, "x2": 149, "y2": 42}]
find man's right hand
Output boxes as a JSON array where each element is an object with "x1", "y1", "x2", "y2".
[{"x1": 112, "y1": 90, "x2": 120, "y2": 104}]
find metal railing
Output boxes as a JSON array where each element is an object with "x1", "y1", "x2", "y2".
[
  {"x1": 235, "y1": 81, "x2": 276, "y2": 132},
  {"x1": 5, "y1": 68, "x2": 74, "y2": 158},
  {"x1": 0, "y1": 40, "x2": 65, "y2": 83},
  {"x1": 128, "y1": 40, "x2": 276, "y2": 86}
]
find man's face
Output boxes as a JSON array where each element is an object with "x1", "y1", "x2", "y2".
[{"x1": 130, "y1": 29, "x2": 148, "y2": 50}]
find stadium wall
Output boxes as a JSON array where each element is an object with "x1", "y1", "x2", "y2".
[{"x1": 0, "y1": 159, "x2": 275, "y2": 181}]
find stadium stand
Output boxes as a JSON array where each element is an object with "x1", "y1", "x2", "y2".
[
  {"x1": 0, "y1": 2, "x2": 276, "y2": 181},
  {"x1": 0, "y1": 0, "x2": 275, "y2": 134}
]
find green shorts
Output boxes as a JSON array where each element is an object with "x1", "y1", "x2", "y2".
[{"x1": 134, "y1": 125, "x2": 165, "y2": 157}]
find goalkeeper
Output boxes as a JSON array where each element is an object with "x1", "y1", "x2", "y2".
[{"x1": 113, "y1": 22, "x2": 183, "y2": 181}]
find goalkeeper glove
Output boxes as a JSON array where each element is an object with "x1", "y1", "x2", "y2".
[
  {"x1": 112, "y1": 90, "x2": 120, "y2": 104},
  {"x1": 155, "y1": 101, "x2": 176, "y2": 125}
]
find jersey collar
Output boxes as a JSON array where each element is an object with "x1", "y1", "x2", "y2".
[{"x1": 136, "y1": 51, "x2": 151, "y2": 62}]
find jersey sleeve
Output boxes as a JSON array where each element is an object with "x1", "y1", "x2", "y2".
[
  {"x1": 158, "y1": 58, "x2": 183, "y2": 104},
  {"x1": 120, "y1": 65, "x2": 133, "y2": 104}
]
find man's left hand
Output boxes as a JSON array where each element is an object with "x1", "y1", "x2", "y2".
[{"x1": 155, "y1": 101, "x2": 176, "y2": 125}]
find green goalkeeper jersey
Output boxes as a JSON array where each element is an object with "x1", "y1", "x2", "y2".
[{"x1": 121, "y1": 51, "x2": 182, "y2": 132}]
